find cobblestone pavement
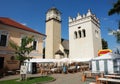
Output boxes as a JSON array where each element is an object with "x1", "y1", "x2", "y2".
[
  {"x1": 0, "y1": 73, "x2": 42, "y2": 81},
  {"x1": 46, "y1": 72, "x2": 95, "y2": 84},
  {"x1": 0, "y1": 72, "x2": 95, "y2": 84}
]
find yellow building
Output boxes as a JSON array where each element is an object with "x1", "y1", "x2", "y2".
[{"x1": 0, "y1": 17, "x2": 45, "y2": 71}]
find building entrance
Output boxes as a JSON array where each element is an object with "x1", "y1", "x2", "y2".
[{"x1": 0, "y1": 57, "x2": 4, "y2": 69}]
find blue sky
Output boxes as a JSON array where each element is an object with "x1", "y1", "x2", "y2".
[{"x1": 0, "y1": 0, "x2": 119, "y2": 50}]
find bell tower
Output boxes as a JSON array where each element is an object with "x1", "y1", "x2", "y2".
[
  {"x1": 45, "y1": 7, "x2": 61, "y2": 59},
  {"x1": 69, "y1": 9, "x2": 102, "y2": 60}
]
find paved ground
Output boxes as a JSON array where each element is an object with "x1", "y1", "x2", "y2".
[
  {"x1": 0, "y1": 72, "x2": 95, "y2": 84},
  {"x1": 46, "y1": 72, "x2": 95, "y2": 84}
]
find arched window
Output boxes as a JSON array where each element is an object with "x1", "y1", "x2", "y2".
[
  {"x1": 78, "y1": 30, "x2": 81, "y2": 38},
  {"x1": 74, "y1": 31, "x2": 78, "y2": 39},
  {"x1": 82, "y1": 29, "x2": 86, "y2": 37}
]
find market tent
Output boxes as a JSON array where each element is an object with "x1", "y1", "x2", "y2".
[
  {"x1": 24, "y1": 58, "x2": 58, "y2": 63},
  {"x1": 71, "y1": 58, "x2": 92, "y2": 62},
  {"x1": 92, "y1": 53, "x2": 120, "y2": 60},
  {"x1": 91, "y1": 53, "x2": 120, "y2": 74},
  {"x1": 24, "y1": 58, "x2": 57, "y2": 74},
  {"x1": 25, "y1": 57, "x2": 92, "y2": 63},
  {"x1": 59, "y1": 58, "x2": 70, "y2": 63},
  {"x1": 56, "y1": 58, "x2": 91, "y2": 64}
]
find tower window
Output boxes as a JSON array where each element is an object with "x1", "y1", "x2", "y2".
[
  {"x1": 78, "y1": 26, "x2": 81, "y2": 29},
  {"x1": 74, "y1": 31, "x2": 78, "y2": 39},
  {"x1": 82, "y1": 29, "x2": 86, "y2": 37},
  {"x1": 95, "y1": 30, "x2": 99, "y2": 38},
  {"x1": 78, "y1": 30, "x2": 81, "y2": 38}
]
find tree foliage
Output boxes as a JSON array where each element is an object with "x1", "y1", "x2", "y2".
[
  {"x1": 9, "y1": 36, "x2": 34, "y2": 65},
  {"x1": 108, "y1": 0, "x2": 120, "y2": 15},
  {"x1": 113, "y1": 30, "x2": 120, "y2": 43},
  {"x1": 102, "y1": 38, "x2": 108, "y2": 49},
  {"x1": 108, "y1": 0, "x2": 120, "y2": 43}
]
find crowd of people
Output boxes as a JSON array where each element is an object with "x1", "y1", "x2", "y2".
[{"x1": 37, "y1": 62, "x2": 89, "y2": 76}]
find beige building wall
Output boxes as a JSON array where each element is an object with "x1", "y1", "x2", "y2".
[
  {"x1": 53, "y1": 20, "x2": 61, "y2": 58},
  {"x1": 59, "y1": 44, "x2": 67, "y2": 58},
  {"x1": 0, "y1": 23, "x2": 44, "y2": 70},
  {"x1": 45, "y1": 19, "x2": 61, "y2": 59},
  {"x1": 45, "y1": 20, "x2": 54, "y2": 59},
  {"x1": 55, "y1": 54, "x2": 61, "y2": 59}
]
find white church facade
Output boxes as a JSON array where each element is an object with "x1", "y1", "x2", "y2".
[
  {"x1": 69, "y1": 9, "x2": 102, "y2": 60},
  {"x1": 45, "y1": 7, "x2": 102, "y2": 60}
]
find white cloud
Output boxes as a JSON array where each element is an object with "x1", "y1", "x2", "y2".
[
  {"x1": 21, "y1": 23, "x2": 27, "y2": 26},
  {"x1": 102, "y1": 18, "x2": 108, "y2": 21}
]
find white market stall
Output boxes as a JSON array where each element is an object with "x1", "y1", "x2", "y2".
[
  {"x1": 91, "y1": 53, "x2": 120, "y2": 74},
  {"x1": 24, "y1": 58, "x2": 72, "y2": 73},
  {"x1": 24, "y1": 57, "x2": 93, "y2": 74},
  {"x1": 24, "y1": 58, "x2": 57, "y2": 73},
  {"x1": 71, "y1": 58, "x2": 92, "y2": 62}
]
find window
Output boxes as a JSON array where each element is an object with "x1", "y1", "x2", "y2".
[
  {"x1": 0, "y1": 35, "x2": 7, "y2": 46},
  {"x1": 82, "y1": 29, "x2": 86, "y2": 37},
  {"x1": 33, "y1": 40, "x2": 37, "y2": 50},
  {"x1": 74, "y1": 31, "x2": 78, "y2": 39},
  {"x1": 78, "y1": 26, "x2": 81, "y2": 29},
  {"x1": 0, "y1": 31, "x2": 9, "y2": 47},
  {"x1": 0, "y1": 57, "x2": 4, "y2": 69},
  {"x1": 95, "y1": 30, "x2": 99, "y2": 38},
  {"x1": 0, "y1": 31, "x2": 8, "y2": 47},
  {"x1": 78, "y1": 30, "x2": 81, "y2": 38}
]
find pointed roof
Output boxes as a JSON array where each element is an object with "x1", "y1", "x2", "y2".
[
  {"x1": 55, "y1": 50, "x2": 64, "y2": 55},
  {"x1": 0, "y1": 17, "x2": 46, "y2": 36},
  {"x1": 61, "y1": 38, "x2": 69, "y2": 50},
  {"x1": 46, "y1": 7, "x2": 61, "y2": 14}
]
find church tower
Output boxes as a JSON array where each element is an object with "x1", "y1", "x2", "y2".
[
  {"x1": 45, "y1": 7, "x2": 61, "y2": 59},
  {"x1": 69, "y1": 9, "x2": 102, "y2": 60}
]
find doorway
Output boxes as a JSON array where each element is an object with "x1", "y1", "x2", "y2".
[{"x1": 0, "y1": 57, "x2": 4, "y2": 69}]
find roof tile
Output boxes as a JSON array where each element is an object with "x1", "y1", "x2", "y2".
[{"x1": 0, "y1": 17, "x2": 45, "y2": 36}]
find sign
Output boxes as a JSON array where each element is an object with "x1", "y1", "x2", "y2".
[
  {"x1": 98, "y1": 49, "x2": 112, "y2": 56},
  {"x1": 20, "y1": 65, "x2": 27, "y2": 80},
  {"x1": 7, "y1": 60, "x2": 18, "y2": 64},
  {"x1": 20, "y1": 65, "x2": 27, "y2": 74}
]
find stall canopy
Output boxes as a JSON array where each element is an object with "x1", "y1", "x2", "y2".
[
  {"x1": 59, "y1": 58, "x2": 70, "y2": 63},
  {"x1": 25, "y1": 57, "x2": 92, "y2": 64},
  {"x1": 92, "y1": 53, "x2": 120, "y2": 60},
  {"x1": 24, "y1": 58, "x2": 58, "y2": 63},
  {"x1": 71, "y1": 58, "x2": 92, "y2": 62}
]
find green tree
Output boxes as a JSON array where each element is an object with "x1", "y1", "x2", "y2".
[
  {"x1": 102, "y1": 38, "x2": 108, "y2": 49},
  {"x1": 108, "y1": 21, "x2": 120, "y2": 43},
  {"x1": 115, "y1": 48, "x2": 120, "y2": 54},
  {"x1": 113, "y1": 29, "x2": 120, "y2": 43},
  {"x1": 108, "y1": 0, "x2": 120, "y2": 15},
  {"x1": 9, "y1": 36, "x2": 34, "y2": 67},
  {"x1": 108, "y1": 0, "x2": 120, "y2": 43}
]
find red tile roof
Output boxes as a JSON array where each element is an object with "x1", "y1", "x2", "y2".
[{"x1": 0, "y1": 17, "x2": 45, "y2": 36}]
